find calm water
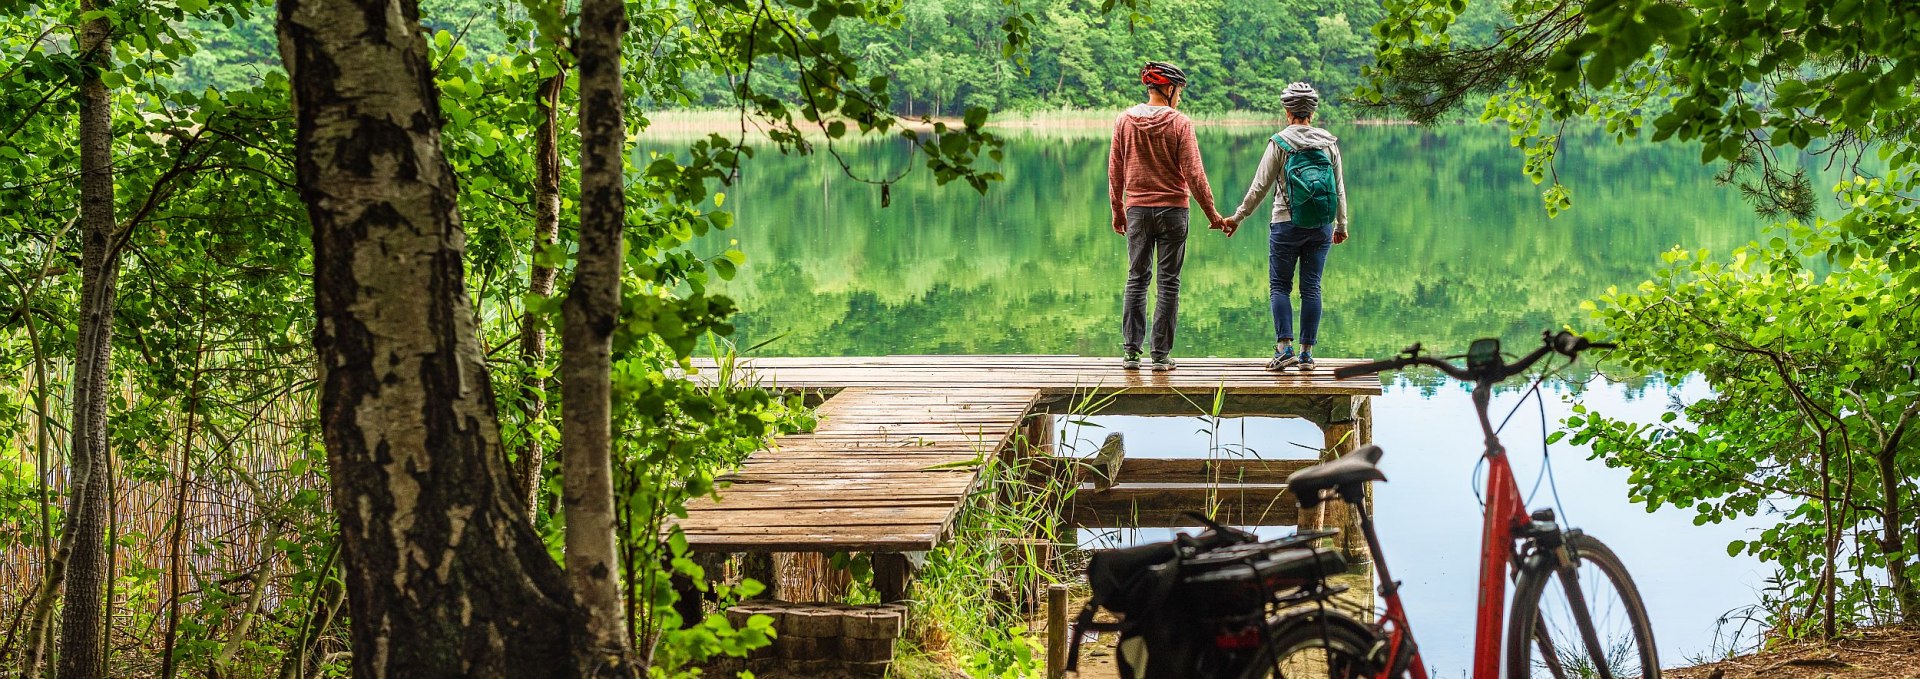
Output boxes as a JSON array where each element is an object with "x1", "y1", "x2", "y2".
[
  {"x1": 684, "y1": 124, "x2": 1782, "y2": 672},
  {"x1": 688, "y1": 124, "x2": 1768, "y2": 358}
]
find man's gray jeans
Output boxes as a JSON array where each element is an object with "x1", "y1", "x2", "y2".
[{"x1": 1121, "y1": 206, "x2": 1189, "y2": 360}]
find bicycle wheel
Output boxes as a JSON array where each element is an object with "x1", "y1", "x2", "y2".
[
  {"x1": 1255, "y1": 609, "x2": 1384, "y2": 679},
  {"x1": 1506, "y1": 532, "x2": 1659, "y2": 679}
]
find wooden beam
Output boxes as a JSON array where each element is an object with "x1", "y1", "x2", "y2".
[
  {"x1": 1026, "y1": 457, "x2": 1315, "y2": 486},
  {"x1": 1033, "y1": 393, "x2": 1340, "y2": 421},
  {"x1": 1067, "y1": 484, "x2": 1298, "y2": 528}
]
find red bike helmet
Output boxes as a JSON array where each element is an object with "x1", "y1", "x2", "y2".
[{"x1": 1141, "y1": 61, "x2": 1189, "y2": 89}]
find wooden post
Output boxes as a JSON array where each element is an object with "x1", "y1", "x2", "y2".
[
  {"x1": 1356, "y1": 396, "x2": 1375, "y2": 546},
  {"x1": 1022, "y1": 412, "x2": 1055, "y2": 458},
  {"x1": 873, "y1": 553, "x2": 910, "y2": 603},
  {"x1": 669, "y1": 554, "x2": 704, "y2": 628},
  {"x1": 742, "y1": 552, "x2": 778, "y2": 600},
  {"x1": 1319, "y1": 396, "x2": 1370, "y2": 562},
  {"x1": 1046, "y1": 584, "x2": 1069, "y2": 679}
]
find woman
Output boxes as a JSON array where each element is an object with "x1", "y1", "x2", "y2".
[{"x1": 1221, "y1": 82, "x2": 1350, "y2": 371}]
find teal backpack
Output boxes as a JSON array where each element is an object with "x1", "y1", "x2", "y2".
[{"x1": 1272, "y1": 134, "x2": 1340, "y2": 228}]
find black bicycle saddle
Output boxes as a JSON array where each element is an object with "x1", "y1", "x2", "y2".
[{"x1": 1287, "y1": 444, "x2": 1387, "y2": 508}]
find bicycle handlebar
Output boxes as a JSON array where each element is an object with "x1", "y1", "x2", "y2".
[{"x1": 1334, "y1": 331, "x2": 1611, "y2": 383}]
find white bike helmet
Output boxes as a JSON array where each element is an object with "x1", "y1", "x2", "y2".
[{"x1": 1281, "y1": 82, "x2": 1320, "y2": 117}]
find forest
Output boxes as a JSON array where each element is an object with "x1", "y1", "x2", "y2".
[
  {"x1": 3, "y1": 0, "x2": 1918, "y2": 677},
  {"x1": 166, "y1": 0, "x2": 1508, "y2": 115}
]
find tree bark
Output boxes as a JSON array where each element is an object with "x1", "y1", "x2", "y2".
[
  {"x1": 159, "y1": 342, "x2": 205, "y2": 679},
  {"x1": 1879, "y1": 412, "x2": 1916, "y2": 619},
  {"x1": 564, "y1": 0, "x2": 632, "y2": 665},
  {"x1": 275, "y1": 0, "x2": 578, "y2": 676},
  {"x1": 52, "y1": 0, "x2": 120, "y2": 675},
  {"x1": 514, "y1": 71, "x2": 565, "y2": 516}
]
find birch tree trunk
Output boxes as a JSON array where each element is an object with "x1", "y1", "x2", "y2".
[
  {"x1": 51, "y1": 1, "x2": 119, "y2": 675},
  {"x1": 275, "y1": 0, "x2": 578, "y2": 675},
  {"x1": 563, "y1": 0, "x2": 632, "y2": 664},
  {"x1": 515, "y1": 71, "x2": 564, "y2": 516}
]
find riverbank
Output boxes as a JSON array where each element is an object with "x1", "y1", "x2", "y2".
[
  {"x1": 1670, "y1": 626, "x2": 1920, "y2": 678},
  {"x1": 638, "y1": 109, "x2": 1414, "y2": 140}
]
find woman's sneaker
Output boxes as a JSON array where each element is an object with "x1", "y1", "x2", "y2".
[
  {"x1": 1297, "y1": 352, "x2": 1317, "y2": 371},
  {"x1": 1152, "y1": 356, "x2": 1177, "y2": 372},
  {"x1": 1123, "y1": 349, "x2": 1142, "y2": 370},
  {"x1": 1267, "y1": 346, "x2": 1299, "y2": 371}
]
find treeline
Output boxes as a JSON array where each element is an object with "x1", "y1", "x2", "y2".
[{"x1": 172, "y1": 0, "x2": 1508, "y2": 114}]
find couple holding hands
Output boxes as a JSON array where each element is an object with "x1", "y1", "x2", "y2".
[{"x1": 1109, "y1": 61, "x2": 1349, "y2": 373}]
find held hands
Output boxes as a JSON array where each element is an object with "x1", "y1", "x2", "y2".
[{"x1": 1219, "y1": 216, "x2": 1239, "y2": 237}]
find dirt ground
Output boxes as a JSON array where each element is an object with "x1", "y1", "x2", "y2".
[{"x1": 1666, "y1": 626, "x2": 1920, "y2": 679}]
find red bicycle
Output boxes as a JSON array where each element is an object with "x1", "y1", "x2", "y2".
[
  {"x1": 1063, "y1": 331, "x2": 1657, "y2": 679},
  {"x1": 1289, "y1": 330, "x2": 1659, "y2": 678}
]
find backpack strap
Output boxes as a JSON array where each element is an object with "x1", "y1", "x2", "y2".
[{"x1": 1271, "y1": 134, "x2": 1293, "y2": 153}]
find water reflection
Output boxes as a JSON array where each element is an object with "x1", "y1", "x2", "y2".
[{"x1": 691, "y1": 125, "x2": 1773, "y2": 359}]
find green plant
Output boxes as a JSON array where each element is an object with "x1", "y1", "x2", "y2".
[{"x1": 1567, "y1": 221, "x2": 1920, "y2": 638}]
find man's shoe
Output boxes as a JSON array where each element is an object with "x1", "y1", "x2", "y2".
[
  {"x1": 1151, "y1": 356, "x2": 1177, "y2": 372},
  {"x1": 1297, "y1": 352, "x2": 1317, "y2": 371},
  {"x1": 1122, "y1": 350, "x2": 1143, "y2": 370},
  {"x1": 1266, "y1": 346, "x2": 1298, "y2": 372}
]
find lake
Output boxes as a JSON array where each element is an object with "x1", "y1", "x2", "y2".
[{"x1": 683, "y1": 123, "x2": 1783, "y2": 674}]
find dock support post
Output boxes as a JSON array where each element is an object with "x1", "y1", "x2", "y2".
[
  {"x1": 669, "y1": 554, "x2": 704, "y2": 628},
  {"x1": 1311, "y1": 396, "x2": 1371, "y2": 563},
  {"x1": 742, "y1": 552, "x2": 777, "y2": 600},
  {"x1": 873, "y1": 553, "x2": 910, "y2": 603},
  {"x1": 1046, "y1": 583, "x2": 1069, "y2": 679}
]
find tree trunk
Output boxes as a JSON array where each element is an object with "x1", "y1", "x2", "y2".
[
  {"x1": 275, "y1": 0, "x2": 578, "y2": 676},
  {"x1": 53, "y1": 0, "x2": 120, "y2": 675},
  {"x1": 1879, "y1": 417, "x2": 1916, "y2": 619},
  {"x1": 564, "y1": 0, "x2": 633, "y2": 664},
  {"x1": 159, "y1": 343, "x2": 205, "y2": 679},
  {"x1": 514, "y1": 71, "x2": 564, "y2": 516}
]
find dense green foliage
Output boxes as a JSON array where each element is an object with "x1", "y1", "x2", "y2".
[
  {"x1": 1, "y1": 0, "x2": 1008, "y2": 675},
  {"x1": 1567, "y1": 225, "x2": 1919, "y2": 638},
  {"x1": 1365, "y1": 0, "x2": 1920, "y2": 637},
  {"x1": 167, "y1": 0, "x2": 1510, "y2": 116}
]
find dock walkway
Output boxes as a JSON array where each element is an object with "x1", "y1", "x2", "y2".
[
  {"x1": 676, "y1": 355, "x2": 1383, "y2": 557},
  {"x1": 675, "y1": 386, "x2": 1040, "y2": 552}
]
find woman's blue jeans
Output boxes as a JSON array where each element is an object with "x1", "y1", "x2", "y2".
[{"x1": 1269, "y1": 221, "x2": 1333, "y2": 346}]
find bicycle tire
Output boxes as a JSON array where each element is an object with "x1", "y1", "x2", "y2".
[
  {"x1": 1506, "y1": 532, "x2": 1659, "y2": 679},
  {"x1": 1251, "y1": 609, "x2": 1385, "y2": 679}
]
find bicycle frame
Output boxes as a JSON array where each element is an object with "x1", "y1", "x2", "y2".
[{"x1": 1364, "y1": 380, "x2": 1534, "y2": 679}]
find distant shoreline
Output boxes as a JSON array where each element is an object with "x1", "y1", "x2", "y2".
[{"x1": 639, "y1": 109, "x2": 1420, "y2": 140}]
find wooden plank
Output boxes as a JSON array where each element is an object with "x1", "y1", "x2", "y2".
[
  {"x1": 1066, "y1": 483, "x2": 1299, "y2": 528},
  {"x1": 1023, "y1": 457, "x2": 1315, "y2": 485},
  {"x1": 683, "y1": 355, "x2": 1384, "y2": 396},
  {"x1": 671, "y1": 385, "x2": 1042, "y2": 553},
  {"x1": 1069, "y1": 504, "x2": 1300, "y2": 529}
]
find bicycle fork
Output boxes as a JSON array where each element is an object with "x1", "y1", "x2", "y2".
[{"x1": 1518, "y1": 511, "x2": 1619, "y2": 679}]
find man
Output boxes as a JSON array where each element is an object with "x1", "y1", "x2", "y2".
[
  {"x1": 1109, "y1": 61, "x2": 1227, "y2": 372},
  {"x1": 1222, "y1": 82, "x2": 1349, "y2": 371}
]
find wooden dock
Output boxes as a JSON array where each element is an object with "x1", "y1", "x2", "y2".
[
  {"x1": 676, "y1": 356, "x2": 1383, "y2": 562},
  {"x1": 674, "y1": 386, "x2": 1041, "y2": 552}
]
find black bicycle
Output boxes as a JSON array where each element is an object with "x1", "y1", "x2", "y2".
[{"x1": 1067, "y1": 512, "x2": 1393, "y2": 679}]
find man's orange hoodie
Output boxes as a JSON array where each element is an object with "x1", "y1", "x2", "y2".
[{"x1": 1107, "y1": 104, "x2": 1223, "y2": 226}]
